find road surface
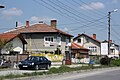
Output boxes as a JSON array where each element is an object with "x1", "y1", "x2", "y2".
[{"x1": 7, "y1": 67, "x2": 120, "y2": 80}]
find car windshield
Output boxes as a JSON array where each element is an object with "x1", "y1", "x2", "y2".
[{"x1": 27, "y1": 56, "x2": 38, "y2": 61}]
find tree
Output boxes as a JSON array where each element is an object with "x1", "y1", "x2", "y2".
[
  {"x1": 0, "y1": 39, "x2": 7, "y2": 55},
  {"x1": 0, "y1": 39, "x2": 13, "y2": 55},
  {"x1": 55, "y1": 48, "x2": 61, "y2": 55}
]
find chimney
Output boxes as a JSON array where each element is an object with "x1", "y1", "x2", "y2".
[
  {"x1": 78, "y1": 34, "x2": 80, "y2": 36},
  {"x1": 51, "y1": 20, "x2": 57, "y2": 29},
  {"x1": 109, "y1": 40, "x2": 112, "y2": 43},
  {"x1": 26, "y1": 21, "x2": 29, "y2": 27},
  {"x1": 16, "y1": 21, "x2": 18, "y2": 28},
  {"x1": 93, "y1": 34, "x2": 96, "y2": 39}
]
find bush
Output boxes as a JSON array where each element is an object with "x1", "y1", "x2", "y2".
[
  {"x1": 100, "y1": 56, "x2": 110, "y2": 65},
  {"x1": 59, "y1": 65, "x2": 73, "y2": 72},
  {"x1": 48, "y1": 67, "x2": 59, "y2": 74},
  {"x1": 54, "y1": 48, "x2": 61, "y2": 55},
  {"x1": 111, "y1": 59, "x2": 120, "y2": 66}
]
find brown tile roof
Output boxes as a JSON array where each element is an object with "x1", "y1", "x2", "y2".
[
  {"x1": 6, "y1": 23, "x2": 73, "y2": 37},
  {"x1": 71, "y1": 42, "x2": 89, "y2": 50},
  {"x1": 0, "y1": 33, "x2": 27, "y2": 44},
  {"x1": 73, "y1": 33, "x2": 101, "y2": 43}
]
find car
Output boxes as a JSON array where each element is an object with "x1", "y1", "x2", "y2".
[{"x1": 18, "y1": 56, "x2": 51, "y2": 70}]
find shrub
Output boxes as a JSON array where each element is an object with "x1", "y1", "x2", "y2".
[
  {"x1": 54, "y1": 48, "x2": 61, "y2": 55},
  {"x1": 59, "y1": 65, "x2": 73, "y2": 72},
  {"x1": 111, "y1": 59, "x2": 120, "y2": 66},
  {"x1": 100, "y1": 56, "x2": 110, "y2": 65},
  {"x1": 48, "y1": 67, "x2": 59, "y2": 74}
]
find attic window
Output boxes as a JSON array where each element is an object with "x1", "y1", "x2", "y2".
[{"x1": 78, "y1": 39, "x2": 81, "y2": 43}]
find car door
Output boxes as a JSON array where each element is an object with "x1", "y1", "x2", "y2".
[
  {"x1": 42, "y1": 57, "x2": 49, "y2": 68},
  {"x1": 39, "y1": 57, "x2": 45, "y2": 68}
]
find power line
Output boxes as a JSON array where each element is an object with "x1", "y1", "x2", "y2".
[
  {"x1": 33, "y1": 0, "x2": 78, "y2": 21},
  {"x1": 33, "y1": 0, "x2": 107, "y2": 30},
  {"x1": 47, "y1": 0, "x2": 97, "y2": 23},
  {"x1": 46, "y1": 0, "x2": 107, "y2": 32},
  {"x1": 78, "y1": 0, "x2": 105, "y2": 16}
]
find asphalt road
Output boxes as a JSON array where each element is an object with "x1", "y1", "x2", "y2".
[{"x1": 7, "y1": 67, "x2": 120, "y2": 80}]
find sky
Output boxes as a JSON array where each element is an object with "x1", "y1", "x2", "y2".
[{"x1": 0, "y1": 0, "x2": 120, "y2": 45}]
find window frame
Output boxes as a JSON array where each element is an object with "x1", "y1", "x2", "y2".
[
  {"x1": 77, "y1": 39, "x2": 81, "y2": 43},
  {"x1": 44, "y1": 36, "x2": 54, "y2": 43},
  {"x1": 89, "y1": 46, "x2": 97, "y2": 52}
]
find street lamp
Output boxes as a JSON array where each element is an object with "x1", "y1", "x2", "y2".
[
  {"x1": 108, "y1": 9, "x2": 118, "y2": 56},
  {"x1": 0, "y1": 5, "x2": 5, "y2": 8}
]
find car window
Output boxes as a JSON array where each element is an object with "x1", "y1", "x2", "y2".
[
  {"x1": 27, "y1": 57, "x2": 39, "y2": 61},
  {"x1": 39, "y1": 57, "x2": 43, "y2": 61},
  {"x1": 43, "y1": 57, "x2": 48, "y2": 61}
]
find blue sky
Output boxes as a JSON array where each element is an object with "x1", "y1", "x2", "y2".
[{"x1": 0, "y1": 0, "x2": 120, "y2": 44}]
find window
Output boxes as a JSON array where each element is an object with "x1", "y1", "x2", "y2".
[
  {"x1": 110, "y1": 49, "x2": 114, "y2": 53},
  {"x1": 66, "y1": 38, "x2": 69, "y2": 44},
  {"x1": 57, "y1": 37, "x2": 61, "y2": 46},
  {"x1": 78, "y1": 39, "x2": 81, "y2": 43},
  {"x1": 89, "y1": 46, "x2": 97, "y2": 52},
  {"x1": 44, "y1": 36, "x2": 54, "y2": 47},
  {"x1": 44, "y1": 36, "x2": 54, "y2": 42}
]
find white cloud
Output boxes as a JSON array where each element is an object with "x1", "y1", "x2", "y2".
[
  {"x1": 29, "y1": 16, "x2": 54, "y2": 23},
  {"x1": 112, "y1": 0, "x2": 118, "y2": 3},
  {"x1": 1, "y1": 8, "x2": 23, "y2": 16},
  {"x1": 80, "y1": 2, "x2": 105, "y2": 10},
  {"x1": 62, "y1": 27, "x2": 69, "y2": 33}
]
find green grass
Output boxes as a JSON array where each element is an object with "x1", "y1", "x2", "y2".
[{"x1": 0, "y1": 65, "x2": 115, "y2": 80}]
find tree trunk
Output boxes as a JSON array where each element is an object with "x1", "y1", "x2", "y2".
[{"x1": 0, "y1": 48, "x2": 1, "y2": 55}]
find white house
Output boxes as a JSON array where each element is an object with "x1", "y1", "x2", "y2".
[
  {"x1": 73, "y1": 33, "x2": 101, "y2": 56},
  {"x1": 101, "y1": 40, "x2": 119, "y2": 58},
  {"x1": 0, "y1": 33, "x2": 27, "y2": 54}
]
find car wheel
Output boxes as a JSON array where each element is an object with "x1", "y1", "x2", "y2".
[
  {"x1": 46, "y1": 64, "x2": 50, "y2": 70},
  {"x1": 35, "y1": 65, "x2": 39, "y2": 70},
  {"x1": 19, "y1": 67, "x2": 23, "y2": 70}
]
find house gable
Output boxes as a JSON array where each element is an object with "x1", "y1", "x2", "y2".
[
  {"x1": 0, "y1": 33, "x2": 27, "y2": 54},
  {"x1": 73, "y1": 33, "x2": 101, "y2": 55}
]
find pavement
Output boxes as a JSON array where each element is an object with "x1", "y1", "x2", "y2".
[{"x1": 51, "y1": 62, "x2": 101, "y2": 68}]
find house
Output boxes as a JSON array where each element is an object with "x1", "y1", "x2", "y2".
[
  {"x1": 71, "y1": 42, "x2": 89, "y2": 63},
  {"x1": 0, "y1": 33, "x2": 28, "y2": 63},
  {"x1": 101, "y1": 40, "x2": 119, "y2": 58},
  {"x1": 71, "y1": 42, "x2": 89, "y2": 59},
  {"x1": 0, "y1": 33, "x2": 27, "y2": 54},
  {"x1": 5, "y1": 20, "x2": 73, "y2": 56},
  {"x1": 73, "y1": 33, "x2": 101, "y2": 60}
]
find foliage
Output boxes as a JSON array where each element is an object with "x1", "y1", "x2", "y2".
[
  {"x1": 4, "y1": 42, "x2": 13, "y2": 52},
  {"x1": 54, "y1": 48, "x2": 61, "y2": 54},
  {"x1": 0, "y1": 39, "x2": 13, "y2": 55},
  {"x1": 100, "y1": 56, "x2": 110, "y2": 65},
  {"x1": 111, "y1": 59, "x2": 120, "y2": 66}
]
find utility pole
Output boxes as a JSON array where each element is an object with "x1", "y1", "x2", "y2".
[
  {"x1": 108, "y1": 9, "x2": 118, "y2": 56},
  {"x1": 108, "y1": 12, "x2": 111, "y2": 55}
]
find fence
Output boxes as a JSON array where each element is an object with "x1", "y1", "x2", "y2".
[{"x1": 30, "y1": 53, "x2": 64, "y2": 61}]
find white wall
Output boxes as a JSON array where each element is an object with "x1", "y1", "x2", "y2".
[{"x1": 11, "y1": 37, "x2": 23, "y2": 54}]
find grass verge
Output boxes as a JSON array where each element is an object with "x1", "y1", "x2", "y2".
[{"x1": 0, "y1": 65, "x2": 111, "y2": 80}]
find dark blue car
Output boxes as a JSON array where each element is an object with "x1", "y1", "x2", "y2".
[{"x1": 18, "y1": 56, "x2": 51, "y2": 70}]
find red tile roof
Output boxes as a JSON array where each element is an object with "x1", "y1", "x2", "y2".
[
  {"x1": 71, "y1": 42, "x2": 89, "y2": 50},
  {"x1": 6, "y1": 23, "x2": 73, "y2": 37},
  {"x1": 0, "y1": 33, "x2": 27, "y2": 44}
]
